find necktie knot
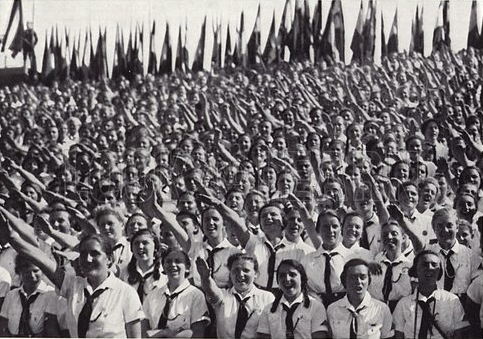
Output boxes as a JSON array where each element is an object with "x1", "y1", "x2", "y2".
[
  {"x1": 78, "y1": 288, "x2": 108, "y2": 338},
  {"x1": 235, "y1": 294, "x2": 251, "y2": 305},
  {"x1": 348, "y1": 306, "x2": 365, "y2": 339},
  {"x1": 18, "y1": 291, "x2": 40, "y2": 336},
  {"x1": 283, "y1": 302, "x2": 301, "y2": 339},
  {"x1": 441, "y1": 249, "x2": 454, "y2": 258},
  {"x1": 112, "y1": 243, "x2": 124, "y2": 252}
]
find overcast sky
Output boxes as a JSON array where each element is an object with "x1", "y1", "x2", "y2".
[{"x1": 0, "y1": 0, "x2": 480, "y2": 69}]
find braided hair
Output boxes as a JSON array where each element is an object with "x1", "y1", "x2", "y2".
[
  {"x1": 127, "y1": 229, "x2": 162, "y2": 284},
  {"x1": 270, "y1": 259, "x2": 310, "y2": 313}
]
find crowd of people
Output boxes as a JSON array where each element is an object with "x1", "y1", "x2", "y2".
[{"x1": 0, "y1": 46, "x2": 481, "y2": 338}]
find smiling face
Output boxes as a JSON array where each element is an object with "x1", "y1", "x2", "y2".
[
  {"x1": 432, "y1": 211, "x2": 457, "y2": 250},
  {"x1": 418, "y1": 183, "x2": 438, "y2": 210},
  {"x1": 201, "y1": 209, "x2": 224, "y2": 242},
  {"x1": 343, "y1": 215, "x2": 364, "y2": 247},
  {"x1": 18, "y1": 262, "x2": 42, "y2": 291},
  {"x1": 126, "y1": 215, "x2": 148, "y2": 239},
  {"x1": 79, "y1": 239, "x2": 111, "y2": 281},
  {"x1": 98, "y1": 213, "x2": 124, "y2": 245},
  {"x1": 260, "y1": 206, "x2": 284, "y2": 240},
  {"x1": 398, "y1": 184, "x2": 418, "y2": 214},
  {"x1": 382, "y1": 223, "x2": 403, "y2": 253},
  {"x1": 277, "y1": 263, "x2": 302, "y2": 302},
  {"x1": 285, "y1": 209, "x2": 304, "y2": 242},
  {"x1": 277, "y1": 172, "x2": 295, "y2": 195},
  {"x1": 132, "y1": 233, "x2": 156, "y2": 263},
  {"x1": 230, "y1": 258, "x2": 258, "y2": 294},
  {"x1": 416, "y1": 253, "x2": 441, "y2": 286},
  {"x1": 163, "y1": 250, "x2": 189, "y2": 282}
]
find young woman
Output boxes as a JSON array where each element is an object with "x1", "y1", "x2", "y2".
[
  {"x1": 393, "y1": 250, "x2": 470, "y2": 339},
  {"x1": 257, "y1": 260, "x2": 328, "y2": 339},
  {"x1": 368, "y1": 221, "x2": 412, "y2": 311},
  {"x1": 196, "y1": 253, "x2": 274, "y2": 338},
  {"x1": 142, "y1": 249, "x2": 209, "y2": 338},
  {"x1": 121, "y1": 229, "x2": 167, "y2": 303},
  {"x1": 0, "y1": 255, "x2": 57, "y2": 337},
  {"x1": 327, "y1": 259, "x2": 393, "y2": 339},
  {"x1": 4, "y1": 231, "x2": 144, "y2": 337}
]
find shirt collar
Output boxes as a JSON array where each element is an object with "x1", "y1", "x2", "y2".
[
  {"x1": 316, "y1": 242, "x2": 345, "y2": 257},
  {"x1": 415, "y1": 288, "x2": 442, "y2": 302},
  {"x1": 381, "y1": 252, "x2": 412, "y2": 264},
  {"x1": 85, "y1": 272, "x2": 116, "y2": 295},
  {"x1": 230, "y1": 285, "x2": 258, "y2": 299},
  {"x1": 281, "y1": 293, "x2": 304, "y2": 308},
  {"x1": 136, "y1": 263, "x2": 155, "y2": 277},
  {"x1": 166, "y1": 279, "x2": 190, "y2": 296},
  {"x1": 20, "y1": 280, "x2": 51, "y2": 297},
  {"x1": 340, "y1": 292, "x2": 372, "y2": 312},
  {"x1": 205, "y1": 238, "x2": 232, "y2": 251},
  {"x1": 439, "y1": 241, "x2": 460, "y2": 255}
]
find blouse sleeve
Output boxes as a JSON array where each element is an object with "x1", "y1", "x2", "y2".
[
  {"x1": 122, "y1": 284, "x2": 145, "y2": 324},
  {"x1": 190, "y1": 288, "x2": 211, "y2": 325},
  {"x1": 311, "y1": 299, "x2": 328, "y2": 334}
]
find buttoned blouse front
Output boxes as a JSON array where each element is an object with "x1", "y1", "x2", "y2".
[
  {"x1": 427, "y1": 241, "x2": 482, "y2": 294},
  {"x1": 214, "y1": 286, "x2": 275, "y2": 339},
  {"x1": 327, "y1": 292, "x2": 394, "y2": 339},
  {"x1": 369, "y1": 252, "x2": 412, "y2": 302},
  {"x1": 257, "y1": 294, "x2": 328, "y2": 339},
  {"x1": 246, "y1": 235, "x2": 312, "y2": 288},
  {"x1": 60, "y1": 272, "x2": 144, "y2": 338},
  {"x1": 301, "y1": 243, "x2": 347, "y2": 296},
  {"x1": 0, "y1": 281, "x2": 56, "y2": 335},
  {"x1": 143, "y1": 279, "x2": 210, "y2": 332},
  {"x1": 189, "y1": 238, "x2": 241, "y2": 288},
  {"x1": 393, "y1": 288, "x2": 469, "y2": 339}
]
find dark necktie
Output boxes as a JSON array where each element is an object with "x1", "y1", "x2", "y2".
[
  {"x1": 323, "y1": 252, "x2": 338, "y2": 295},
  {"x1": 418, "y1": 297, "x2": 435, "y2": 339},
  {"x1": 18, "y1": 292, "x2": 40, "y2": 337},
  {"x1": 382, "y1": 261, "x2": 401, "y2": 302},
  {"x1": 234, "y1": 294, "x2": 251, "y2": 339},
  {"x1": 207, "y1": 247, "x2": 224, "y2": 278},
  {"x1": 349, "y1": 306, "x2": 366, "y2": 339},
  {"x1": 282, "y1": 302, "x2": 301, "y2": 339},
  {"x1": 441, "y1": 250, "x2": 455, "y2": 291},
  {"x1": 157, "y1": 288, "x2": 186, "y2": 329},
  {"x1": 360, "y1": 221, "x2": 373, "y2": 250},
  {"x1": 77, "y1": 288, "x2": 108, "y2": 338},
  {"x1": 112, "y1": 243, "x2": 125, "y2": 264},
  {"x1": 266, "y1": 242, "x2": 285, "y2": 289},
  {"x1": 137, "y1": 271, "x2": 154, "y2": 303}
]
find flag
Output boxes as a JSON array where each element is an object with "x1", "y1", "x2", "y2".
[
  {"x1": 312, "y1": 0, "x2": 323, "y2": 62},
  {"x1": 289, "y1": 0, "x2": 303, "y2": 61},
  {"x1": 303, "y1": 0, "x2": 312, "y2": 60},
  {"x1": 381, "y1": 12, "x2": 387, "y2": 58},
  {"x1": 175, "y1": 25, "x2": 185, "y2": 72},
  {"x1": 224, "y1": 23, "x2": 233, "y2": 67},
  {"x1": 350, "y1": 0, "x2": 364, "y2": 63},
  {"x1": 147, "y1": 21, "x2": 157, "y2": 75},
  {"x1": 79, "y1": 29, "x2": 90, "y2": 80},
  {"x1": 387, "y1": 9, "x2": 398, "y2": 55},
  {"x1": 234, "y1": 11, "x2": 245, "y2": 66},
  {"x1": 247, "y1": 4, "x2": 261, "y2": 66},
  {"x1": 112, "y1": 24, "x2": 124, "y2": 79},
  {"x1": 443, "y1": 0, "x2": 450, "y2": 48},
  {"x1": 263, "y1": 10, "x2": 278, "y2": 65},
  {"x1": 278, "y1": 0, "x2": 292, "y2": 62},
  {"x1": 211, "y1": 19, "x2": 222, "y2": 67},
  {"x1": 159, "y1": 23, "x2": 172, "y2": 74},
  {"x1": 362, "y1": 0, "x2": 376, "y2": 62},
  {"x1": 70, "y1": 32, "x2": 80, "y2": 80},
  {"x1": 192, "y1": 16, "x2": 206, "y2": 72},
  {"x1": 410, "y1": 5, "x2": 424, "y2": 55},
  {"x1": 321, "y1": 0, "x2": 345, "y2": 64},
  {"x1": 468, "y1": 0, "x2": 480, "y2": 49},
  {"x1": 98, "y1": 28, "x2": 108, "y2": 79},
  {"x1": 41, "y1": 31, "x2": 55, "y2": 83},
  {"x1": 1, "y1": 0, "x2": 24, "y2": 57},
  {"x1": 433, "y1": 0, "x2": 449, "y2": 52}
]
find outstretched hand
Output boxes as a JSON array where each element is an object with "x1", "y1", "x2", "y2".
[
  {"x1": 195, "y1": 257, "x2": 211, "y2": 280},
  {"x1": 387, "y1": 204, "x2": 404, "y2": 222}
]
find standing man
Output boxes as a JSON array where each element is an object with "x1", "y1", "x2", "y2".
[{"x1": 23, "y1": 21, "x2": 38, "y2": 74}]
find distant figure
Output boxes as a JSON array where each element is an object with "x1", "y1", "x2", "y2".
[{"x1": 22, "y1": 21, "x2": 38, "y2": 72}]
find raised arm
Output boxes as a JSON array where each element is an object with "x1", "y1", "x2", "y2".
[
  {"x1": 288, "y1": 193, "x2": 321, "y2": 249},
  {"x1": 197, "y1": 194, "x2": 250, "y2": 248},
  {"x1": 0, "y1": 212, "x2": 64, "y2": 289},
  {"x1": 195, "y1": 257, "x2": 223, "y2": 305}
]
